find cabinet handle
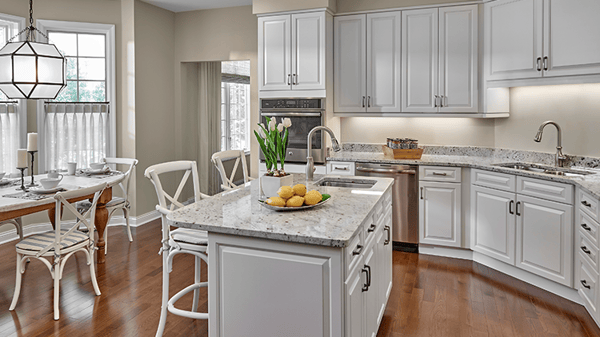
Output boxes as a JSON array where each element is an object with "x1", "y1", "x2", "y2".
[
  {"x1": 536, "y1": 57, "x2": 542, "y2": 71},
  {"x1": 581, "y1": 246, "x2": 591, "y2": 255},
  {"x1": 420, "y1": 187, "x2": 424, "y2": 200},
  {"x1": 443, "y1": 95, "x2": 448, "y2": 107},
  {"x1": 293, "y1": 74, "x2": 297, "y2": 85},
  {"x1": 384, "y1": 225, "x2": 391, "y2": 245},
  {"x1": 367, "y1": 223, "x2": 376, "y2": 233},
  {"x1": 543, "y1": 57, "x2": 548, "y2": 71},
  {"x1": 368, "y1": 96, "x2": 371, "y2": 107},
  {"x1": 362, "y1": 266, "x2": 370, "y2": 292},
  {"x1": 581, "y1": 280, "x2": 591, "y2": 289},
  {"x1": 432, "y1": 172, "x2": 447, "y2": 176},
  {"x1": 287, "y1": 74, "x2": 291, "y2": 85},
  {"x1": 334, "y1": 166, "x2": 348, "y2": 171},
  {"x1": 434, "y1": 95, "x2": 439, "y2": 107},
  {"x1": 352, "y1": 244, "x2": 363, "y2": 256},
  {"x1": 582, "y1": 223, "x2": 592, "y2": 231},
  {"x1": 509, "y1": 200, "x2": 515, "y2": 215},
  {"x1": 582, "y1": 200, "x2": 592, "y2": 207},
  {"x1": 362, "y1": 96, "x2": 366, "y2": 108},
  {"x1": 516, "y1": 201, "x2": 521, "y2": 216}
]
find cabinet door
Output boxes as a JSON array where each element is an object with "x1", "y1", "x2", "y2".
[
  {"x1": 292, "y1": 12, "x2": 326, "y2": 90},
  {"x1": 376, "y1": 214, "x2": 392, "y2": 326},
  {"x1": 471, "y1": 185, "x2": 516, "y2": 265},
  {"x1": 485, "y1": 0, "x2": 544, "y2": 80},
  {"x1": 439, "y1": 5, "x2": 478, "y2": 113},
  {"x1": 345, "y1": 256, "x2": 365, "y2": 337},
  {"x1": 402, "y1": 9, "x2": 439, "y2": 112},
  {"x1": 366, "y1": 12, "x2": 401, "y2": 113},
  {"x1": 419, "y1": 181, "x2": 462, "y2": 247},
  {"x1": 363, "y1": 243, "x2": 378, "y2": 337},
  {"x1": 516, "y1": 195, "x2": 573, "y2": 286},
  {"x1": 543, "y1": 0, "x2": 600, "y2": 77},
  {"x1": 259, "y1": 15, "x2": 292, "y2": 91},
  {"x1": 334, "y1": 15, "x2": 367, "y2": 113}
]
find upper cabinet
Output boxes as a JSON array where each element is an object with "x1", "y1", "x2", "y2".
[
  {"x1": 334, "y1": 12, "x2": 401, "y2": 113},
  {"x1": 402, "y1": 5, "x2": 478, "y2": 113},
  {"x1": 485, "y1": 0, "x2": 600, "y2": 81},
  {"x1": 259, "y1": 12, "x2": 327, "y2": 92}
]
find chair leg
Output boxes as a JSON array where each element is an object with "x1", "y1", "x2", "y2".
[
  {"x1": 9, "y1": 253, "x2": 23, "y2": 311},
  {"x1": 88, "y1": 247, "x2": 102, "y2": 296},
  {"x1": 156, "y1": 252, "x2": 170, "y2": 337},
  {"x1": 124, "y1": 207, "x2": 133, "y2": 242},
  {"x1": 16, "y1": 218, "x2": 23, "y2": 241},
  {"x1": 53, "y1": 264, "x2": 61, "y2": 320},
  {"x1": 192, "y1": 256, "x2": 201, "y2": 312},
  {"x1": 104, "y1": 224, "x2": 108, "y2": 255}
]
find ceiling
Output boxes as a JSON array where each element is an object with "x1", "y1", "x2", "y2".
[{"x1": 141, "y1": 0, "x2": 253, "y2": 12}]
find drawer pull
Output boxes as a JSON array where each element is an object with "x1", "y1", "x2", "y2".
[
  {"x1": 420, "y1": 187, "x2": 424, "y2": 200},
  {"x1": 509, "y1": 200, "x2": 515, "y2": 215},
  {"x1": 581, "y1": 280, "x2": 591, "y2": 289},
  {"x1": 516, "y1": 201, "x2": 522, "y2": 216},
  {"x1": 334, "y1": 166, "x2": 348, "y2": 171},
  {"x1": 362, "y1": 265, "x2": 371, "y2": 292},
  {"x1": 582, "y1": 200, "x2": 592, "y2": 207},
  {"x1": 367, "y1": 223, "x2": 376, "y2": 233},
  {"x1": 581, "y1": 246, "x2": 591, "y2": 255},
  {"x1": 384, "y1": 226, "x2": 391, "y2": 245},
  {"x1": 432, "y1": 172, "x2": 447, "y2": 176},
  {"x1": 582, "y1": 223, "x2": 592, "y2": 231},
  {"x1": 352, "y1": 244, "x2": 363, "y2": 256}
]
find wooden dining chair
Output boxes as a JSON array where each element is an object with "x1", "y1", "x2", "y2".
[
  {"x1": 77, "y1": 157, "x2": 138, "y2": 254},
  {"x1": 0, "y1": 218, "x2": 23, "y2": 241},
  {"x1": 144, "y1": 160, "x2": 210, "y2": 337},
  {"x1": 211, "y1": 150, "x2": 253, "y2": 191},
  {"x1": 9, "y1": 183, "x2": 107, "y2": 320}
]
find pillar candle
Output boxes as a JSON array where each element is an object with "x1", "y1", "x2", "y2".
[
  {"x1": 27, "y1": 133, "x2": 38, "y2": 151},
  {"x1": 17, "y1": 149, "x2": 27, "y2": 168}
]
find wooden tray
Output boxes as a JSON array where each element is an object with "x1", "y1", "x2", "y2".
[{"x1": 382, "y1": 145, "x2": 423, "y2": 159}]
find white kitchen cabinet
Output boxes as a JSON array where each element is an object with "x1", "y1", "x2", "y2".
[
  {"x1": 403, "y1": 5, "x2": 478, "y2": 113},
  {"x1": 377, "y1": 208, "x2": 393, "y2": 325},
  {"x1": 345, "y1": 255, "x2": 366, "y2": 337},
  {"x1": 259, "y1": 12, "x2": 326, "y2": 92},
  {"x1": 327, "y1": 161, "x2": 356, "y2": 175},
  {"x1": 334, "y1": 15, "x2": 367, "y2": 112},
  {"x1": 419, "y1": 181, "x2": 462, "y2": 247},
  {"x1": 516, "y1": 194, "x2": 573, "y2": 286},
  {"x1": 471, "y1": 185, "x2": 516, "y2": 265},
  {"x1": 363, "y1": 242, "x2": 378, "y2": 337}
]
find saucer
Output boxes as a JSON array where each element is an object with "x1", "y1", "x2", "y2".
[{"x1": 29, "y1": 186, "x2": 64, "y2": 194}]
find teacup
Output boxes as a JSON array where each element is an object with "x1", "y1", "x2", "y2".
[
  {"x1": 89, "y1": 162, "x2": 105, "y2": 170},
  {"x1": 0, "y1": 172, "x2": 5, "y2": 180},
  {"x1": 40, "y1": 177, "x2": 62, "y2": 190}
]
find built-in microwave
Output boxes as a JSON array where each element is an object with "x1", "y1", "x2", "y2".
[{"x1": 259, "y1": 98, "x2": 325, "y2": 164}]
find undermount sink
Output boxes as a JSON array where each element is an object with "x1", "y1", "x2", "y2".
[
  {"x1": 492, "y1": 162, "x2": 595, "y2": 176},
  {"x1": 316, "y1": 177, "x2": 377, "y2": 189}
]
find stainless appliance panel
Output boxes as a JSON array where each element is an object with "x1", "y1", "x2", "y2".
[{"x1": 356, "y1": 162, "x2": 419, "y2": 245}]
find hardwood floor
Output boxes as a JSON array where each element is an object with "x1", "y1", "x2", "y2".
[{"x1": 0, "y1": 219, "x2": 598, "y2": 336}]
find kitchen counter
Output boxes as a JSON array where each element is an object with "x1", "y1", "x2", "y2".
[
  {"x1": 327, "y1": 144, "x2": 600, "y2": 200},
  {"x1": 167, "y1": 174, "x2": 393, "y2": 247}
]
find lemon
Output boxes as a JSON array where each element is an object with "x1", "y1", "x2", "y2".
[
  {"x1": 277, "y1": 186, "x2": 295, "y2": 199},
  {"x1": 266, "y1": 197, "x2": 286, "y2": 207},
  {"x1": 304, "y1": 190, "x2": 323, "y2": 205},
  {"x1": 292, "y1": 184, "x2": 307, "y2": 197},
  {"x1": 286, "y1": 196, "x2": 305, "y2": 207}
]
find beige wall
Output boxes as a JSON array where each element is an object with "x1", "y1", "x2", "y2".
[
  {"x1": 253, "y1": 0, "x2": 336, "y2": 14},
  {"x1": 336, "y1": 0, "x2": 478, "y2": 13},
  {"x1": 495, "y1": 84, "x2": 600, "y2": 158},
  {"x1": 173, "y1": 5, "x2": 259, "y2": 178}
]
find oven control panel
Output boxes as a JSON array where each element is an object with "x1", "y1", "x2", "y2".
[{"x1": 261, "y1": 99, "x2": 322, "y2": 109}]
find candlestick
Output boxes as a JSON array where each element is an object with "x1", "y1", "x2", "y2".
[
  {"x1": 27, "y1": 133, "x2": 38, "y2": 152},
  {"x1": 16, "y1": 167, "x2": 26, "y2": 191},
  {"x1": 27, "y1": 151, "x2": 38, "y2": 188}
]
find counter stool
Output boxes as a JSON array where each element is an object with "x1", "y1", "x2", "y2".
[
  {"x1": 211, "y1": 150, "x2": 253, "y2": 191},
  {"x1": 0, "y1": 218, "x2": 23, "y2": 241}
]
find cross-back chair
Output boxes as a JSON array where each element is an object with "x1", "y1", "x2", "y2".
[
  {"x1": 9, "y1": 183, "x2": 107, "y2": 320},
  {"x1": 145, "y1": 160, "x2": 210, "y2": 337},
  {"x1": 211, "y1": 150, "x2": 253, "y2": 191},
  {"x1": 0, "y1": 218, "x2": 23, "y2": 241}
]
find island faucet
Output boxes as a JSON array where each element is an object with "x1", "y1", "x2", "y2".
[
  {"x1": 306, "y1": 126, "x2": 341, "y2": 180},
  {"x1": 534, "y1": 121, "x2": 567, "y2": 167}
]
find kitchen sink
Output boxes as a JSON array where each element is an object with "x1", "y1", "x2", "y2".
[
  {"x1": 315, "y1": 177, "x2": 377, "y2": 189},
  {"x1": 492, "y1": 162, "x2": 595, "y2": 176}
]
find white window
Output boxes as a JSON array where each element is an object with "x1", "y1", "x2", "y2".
[
  {"x1": 36, "y1": 20, "x2": 115, "y2": 172},
  {"x1": 221, "y1": 60, "x2": 250, "y2": 153}
]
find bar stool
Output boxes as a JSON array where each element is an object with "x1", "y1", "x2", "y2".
[{"x1": 211, "y1": 149, "x2": 253, "y2": 191}]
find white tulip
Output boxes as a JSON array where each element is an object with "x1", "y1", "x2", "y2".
[
  {"x1": 258, "y1": 127, "x2": 266, "y2": 138},
  {"x1": 268, "y1": 118, "x2": 277, "y2": 131},
  {"x1": 277, "y1": 123, "x2": 284, "y2": 133},
  {"x1": 283, "y1": 118, "x2": 292, "y2": 128}
]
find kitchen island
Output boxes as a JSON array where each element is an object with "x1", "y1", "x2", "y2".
[{"x1": 167, "y1": 174, "x2": 394, "y2": 337}]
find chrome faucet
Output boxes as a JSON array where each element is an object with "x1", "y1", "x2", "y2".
[
  {"x1": 534, "y1": 121, "x2": 567, "y2": 167},
  {"x1": 306, "y1": 126, "x2": 341, "y2": 180}
]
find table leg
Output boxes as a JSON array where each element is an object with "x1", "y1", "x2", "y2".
[
  {"x1": 48, "y1": 205, "x2": 64, "y2": 230},
  {"x1": 94, "y1": 188, "x2": 112, "y2": 264}
]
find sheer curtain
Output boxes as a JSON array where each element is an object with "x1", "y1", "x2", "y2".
[
  {"x1": 44, "y1": 102, "x2": 109, "y2": 171},
  {"x1": 0, "y1": 102, "x2": 19, "y2": 176}
]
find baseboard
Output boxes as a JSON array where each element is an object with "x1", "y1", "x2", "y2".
[{"x1": 0, "y1": 209, "x2": 160, "y2": 246}]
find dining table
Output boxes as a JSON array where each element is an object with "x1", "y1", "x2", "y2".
[{"x1": 0, "y1": 171, "x2": 125, "y2": 264}]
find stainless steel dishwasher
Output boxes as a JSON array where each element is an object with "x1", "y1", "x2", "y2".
[{"x1": 355, "y1": 162, "x2": 419, "y2": 252}]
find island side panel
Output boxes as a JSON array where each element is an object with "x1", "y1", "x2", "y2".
[{"x1": 208, "y1": 233, "x2": 343, "y2": 337}]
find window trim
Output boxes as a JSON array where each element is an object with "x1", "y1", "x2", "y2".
[
  {"x1": 35, "y1": 20, "x2": 116, "y2": 173},
  {"x1": 221, "y1": 81, "x2": 251, "y2": 153}
]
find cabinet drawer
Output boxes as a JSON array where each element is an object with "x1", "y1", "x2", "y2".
[
  {"x1": 579, "y1": 189, "x2": 600, "y2": 223},
  {"x1": 580, "y1": 211, "x2": 600, "y2": 249},
  {"x1": 345, "y1": 230, "x2": 364, "y2": 277},
  {"x1": 420, "y1": 166, "x2": 461, "y2": 183},
  {"x1": 579, "y1": 231, "x2": 599, "y2": 272},
  {"x1": 364, "y1": 212, "x2": 379, "y2": 246},
  {"x1": 471, "y1": 169, "x2": 516, "y2": 192},
  {"x1": 516, "y1": 176, "x2": 573, "y2": 204},
  {"x1": 327, "y1": 161, "x2": 355, "y2": 175},
  {"x1": 576, "y1": 253, "x2": 599, "y2": 315}
]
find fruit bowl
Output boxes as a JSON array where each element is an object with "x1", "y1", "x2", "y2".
[{"x1": 258, "y1": 194, "x2": 331, "y2": 212}]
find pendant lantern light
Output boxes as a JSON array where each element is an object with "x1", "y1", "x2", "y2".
[{"x1": 0, "y1": 0, "x2": 67, "y2": 99}]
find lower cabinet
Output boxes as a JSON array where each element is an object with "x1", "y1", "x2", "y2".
[
  {"x1": 419, "y1": 181, "x2": 462, "y2": 247},
  {"x1": 345, "y1": 255, "x2": 366, "y2": 337}
]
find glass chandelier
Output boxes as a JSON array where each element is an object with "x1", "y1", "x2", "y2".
[{"x1": 0, "y1": 0, "x2": 67, "y2": 99}]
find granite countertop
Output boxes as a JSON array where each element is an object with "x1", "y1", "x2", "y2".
[
  {"x1": 327, "y1": 143, "x2": 600, "y2": 200},
  {"x1": 167, "y1": 174, "x2": 394, "y2": 248}
]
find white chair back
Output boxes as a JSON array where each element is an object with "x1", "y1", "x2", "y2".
[
  {"x1": 103, "y1": 157, "x2": 137, "y2": 199},
  {"x1": 211, "y1": 150, "x2": 250, "y2": 190}
]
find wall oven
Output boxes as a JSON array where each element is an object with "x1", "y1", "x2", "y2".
[{"x1": 260, "y1": 98, "x2": 325, "y2": 164}]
